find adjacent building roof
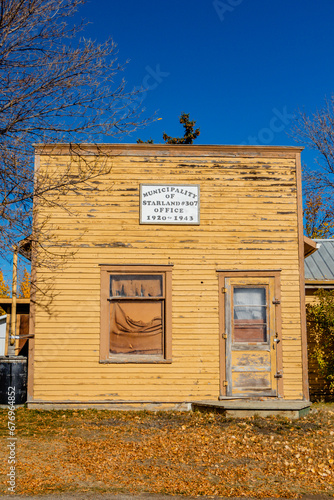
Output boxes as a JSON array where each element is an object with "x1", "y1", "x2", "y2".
[{"x1": 305, "y1": 239, "x2": 334, "y2": 286}]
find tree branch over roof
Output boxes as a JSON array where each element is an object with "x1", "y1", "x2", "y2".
[
  {"x1": 163, "y1": 113, "x2": 200, "y2": 145},
  {"x1": 0, "y1": 0, "x2": 148, "y2": 255},
  {"x1": 292, "y1": 96, "x2": 334, "y2": 238}
]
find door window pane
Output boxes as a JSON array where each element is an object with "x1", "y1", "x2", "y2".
[
  {"x1": 234, "y1": 287, "x2": 266, "y2": 307},
  {"x1": 233, "y1": 287, "x2": 267, "y2": 342}
]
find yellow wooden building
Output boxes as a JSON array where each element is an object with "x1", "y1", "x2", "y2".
[{"x1": 27, "y1": 144, "x2": 314, "y2": 415}]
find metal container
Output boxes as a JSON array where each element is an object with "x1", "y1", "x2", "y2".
[{"x1": 0, "y1": 356, "x2": 27, "y2": 405}]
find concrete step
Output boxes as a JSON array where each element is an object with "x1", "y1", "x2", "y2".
[{"x1": 192, "y1": 399, "x2": 311, "y2": 419}]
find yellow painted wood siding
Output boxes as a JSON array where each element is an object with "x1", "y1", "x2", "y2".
[{"x1": 32, "y1": 146, "x2": 305, "y2": 402}]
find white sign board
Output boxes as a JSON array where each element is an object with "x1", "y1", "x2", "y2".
[{"x1": 140, "y1": 184, "x2": 200, "y2": 224}]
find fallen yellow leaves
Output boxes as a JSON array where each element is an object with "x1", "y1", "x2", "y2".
[{"x1": 0, "y1": 406, "x2": 333, "y2": 498}]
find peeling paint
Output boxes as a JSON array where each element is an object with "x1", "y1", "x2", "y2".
[
  {"x1": 93, "y1": 242, "x2": 132, "y2": 248},
  {"x1": 177, "y1": 164, "x2": 203, "y2": 169},
  {"x1": 241, "y1": 239, "x2": 292, "y2": 244},
  {"x1": 241, "y1": 176, "x2": 282, "y2": 181}
]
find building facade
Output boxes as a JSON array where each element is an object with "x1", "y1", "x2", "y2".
[{"x1": 28, "y1": 144, "x2": 310, "y2": 410}]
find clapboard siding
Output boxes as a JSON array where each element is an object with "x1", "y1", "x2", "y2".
[{"x1": 31, "y1": 145, "x2": 306, "y2": 403}]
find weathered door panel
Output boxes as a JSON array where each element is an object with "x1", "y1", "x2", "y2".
[{"x1": 221, "y1": 276, "x2": 278, "y2": 397}]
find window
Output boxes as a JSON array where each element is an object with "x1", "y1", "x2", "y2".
[
  {"x1": 233, "y1": 286, "x2": 268, "y2": 343},
  {"x1": 100, "y1": 266, "x2": 172, "y2": 363}
]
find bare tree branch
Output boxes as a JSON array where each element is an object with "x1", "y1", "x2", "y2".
[
  {"x1": 291, "y1": 96, "x2": 334, "y2": 237},
  {"x1": 0, "y1": 0, "x2": 148, "y2": 256}
]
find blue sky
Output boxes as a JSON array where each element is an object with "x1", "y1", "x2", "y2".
[
  {"x1": 2, "y1": 0, "x2": 334, "y2": 282},
  {"x1": 76, "y1": 0, "x2": 333, "y2": 154}
]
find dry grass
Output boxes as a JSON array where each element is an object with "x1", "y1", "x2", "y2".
[{"x1": 0, "y1": 404, "x2": 333, "y2": 498}]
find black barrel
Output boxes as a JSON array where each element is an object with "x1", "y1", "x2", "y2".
[{"x1": 0, "y1": 357, "x2": 27, "y2": 405}]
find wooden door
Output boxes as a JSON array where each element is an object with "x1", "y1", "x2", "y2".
[{"x1": 219, "y1": 274, "x2": 280, "y2": 398}]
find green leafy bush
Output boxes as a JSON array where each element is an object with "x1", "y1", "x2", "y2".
[{"x1": 307, "y1": 289, "x2": 334, "y2": 392}]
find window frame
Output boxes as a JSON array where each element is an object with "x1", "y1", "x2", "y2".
[
  {"x1": 100, "y1": 265, "x2": 173, "y2": 363},
  {"x1": 232, "y1": 284, "x2": 270, "y2": 345}
]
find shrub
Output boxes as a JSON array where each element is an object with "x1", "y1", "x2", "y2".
[{"x1": 306, "y1": 289, "x2": 334, "y2": 392}]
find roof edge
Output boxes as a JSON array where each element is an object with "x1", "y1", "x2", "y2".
[
  {"x1": 304, "y1": 235, "x2": 318, "y2": 258},
  {"x1": 33, "y1": 143, "x2": 304, "y2": 157}
]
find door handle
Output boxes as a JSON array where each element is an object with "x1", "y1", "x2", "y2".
[{"x1": 273, "y1": 338, "x2": 280, "y2": 349}]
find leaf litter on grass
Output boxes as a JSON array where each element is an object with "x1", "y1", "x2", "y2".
[{"x1": 0, "y1": 406, "x2": 333, "y2": 497}]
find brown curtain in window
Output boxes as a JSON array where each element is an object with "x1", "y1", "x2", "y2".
[
  {"x1": 111, "y1": 276, "x2": 162, "y2": 297},
  {"x1": 110, "y1": 302, "x2": 163, "y2": 354}
]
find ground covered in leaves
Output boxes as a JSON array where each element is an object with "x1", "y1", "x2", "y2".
[{"x1": 0, "y1": 405, "x2": 333, "y2": 498}]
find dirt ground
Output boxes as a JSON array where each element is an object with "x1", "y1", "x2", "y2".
[
  {"x1": 0, "y1": 494, "x2": 333, "y2": 500},
  {"x1": 0, "y1": 405, "x2": 333, "y2": 498}
]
